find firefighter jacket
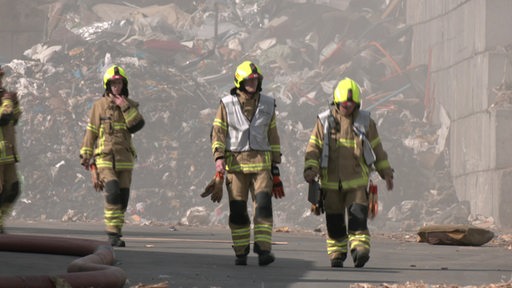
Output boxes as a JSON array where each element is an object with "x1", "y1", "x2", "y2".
[
  {"x1": 211, "y1": 90, "x2": 281, "y2": 173},
  {"x1": 80, "y1": 96, "x2": 144, "y2": 170},
  {"x1": 304, "y1": 107, "x2": 393, "y2": 191},
  {"x1": 0, "y1": 89, "x2": 21, "y2": 165}
]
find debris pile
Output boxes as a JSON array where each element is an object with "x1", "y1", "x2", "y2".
[{"x1": 2, "y1": 0, "x2": 505, "y2": 233}]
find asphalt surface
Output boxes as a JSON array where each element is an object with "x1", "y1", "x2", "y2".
[{"x1": 1, "y1": 221, "x2": 511, "y2": 288}]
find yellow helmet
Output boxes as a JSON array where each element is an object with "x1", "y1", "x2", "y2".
[
  {"x1": 234, "y1": 61, "x2": 263, "y2": 89},
  {"x1": 333, "y1": 77, "x2": 361, "y2": 105},
  {"x1": 103, "y1": 65, "x2": 128, "y2": 89}
]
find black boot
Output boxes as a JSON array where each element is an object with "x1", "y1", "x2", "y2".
[
  {"x1": 234, "y1": 245, "x2": 249, "y2": 266},
  {"x1": 254, "y1": 243, "x2": 275, "y2": 266},
  {"x1": 351, "y1": 248, "x2": 369, "y2": 268},
  {"x1": 330, "y1": 252, "x2": 346, "y2": 268},
  {"x1": 235, "y1": 255, "x2": 247, "y2": 266},
  {"x1": 331, "y1": 258, "x2": 344, "y2": 268},
  {"x1": 108, "y1": 233, "x2": 126, "y2": 247}
]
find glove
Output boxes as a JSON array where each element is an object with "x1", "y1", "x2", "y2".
[
  {"x1": 201, "y1": 171, "x2": 224, "y2": 203},
  {"x1": 368, "y1": 181, "x2": 378, "y2": 219},
  {"x1": 271, "y1": 165, "x2": 285, "y2": 199},
  {"x1": 303, "y1": 168, "x2": 317, "y2": 183},
  {"x1": 90, "y1": 163, "x2": 104, "y2": 192}
]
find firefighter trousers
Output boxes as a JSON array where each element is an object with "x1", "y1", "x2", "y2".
[
  {"x1": 323, "y1": 186, "x2": 371, "y2": 259},
  {"x1": 0, "y1": 163, "x2": 19, "y2": 229},
  {"x1": 226, "y1": 170, "x2": 273, "y2": 256},
  {"x1": 98, "y1": 168, "x2": 132, "y2": 235}
]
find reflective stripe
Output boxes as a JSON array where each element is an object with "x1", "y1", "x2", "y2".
[
  {"x1": 104, "y1": 209, "x2": 125, "y2": 229},
  {"x1": 305, "y1": 159, "x2": 319, "y2": 169},
  {"x1": 86, "y1": 123, "x2": 98, "y2": 135},
  {"x1": 326, "y1": 238, "x2": 348, "y2": 255},
  {"x1": 124, "y1": 108, "x2": 138, "y2": 122},
  {"x1": 112, "y1": 122, "x2": 127, "y2": 130},
  {"x1": 270, "y1": 144, "x2": 280, "y2": 152},
  {"x1": 309, "y1": 135, "x2": 322, "y2": 148},
  {"x1": 375, "y1": 159, "x2": 390, "y2": 170},
  {"x1": 225, "y1": 151, "x2": 272, "y2": 172},
  {"x1": 211, "y1": 141, "x2": 225, "y2": 153},
  {"x1": 320, "y1": 174, "x2": 369, "y2": 190},
  {"x1": 370, "y1": 136, "x2": 381, "y2": 148},
  {"x1": 231, "y1": 227, "x2": 251, "y2": 247},
  {"x1": 213, "y1": 118, "x2": 227, "y2": 130},
  {"x1": 349, "y1": 234, "x2": 371, "y2": 250},
  {"x1": 337, "y1": 138, "x2": 355, "y2": 147},
  {"x1": 254, "y1": 224, "x2": 272, "y2": 244}
]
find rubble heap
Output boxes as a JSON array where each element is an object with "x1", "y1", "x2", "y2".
[{"x1": 2, "y1": 0, "x2": 499, "y2": 232}]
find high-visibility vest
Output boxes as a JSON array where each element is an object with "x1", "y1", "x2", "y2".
[
  {"x1": 221, "y1": 94, "x2": 274, "y2": 152},
  {"x1": 318, "y1": 109, "x2": 375, "y2": 168}
]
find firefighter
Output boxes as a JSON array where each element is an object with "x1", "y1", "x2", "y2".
[
  {"x1": 303, "y1": 77, "x2": 394, "y2": 268},
  {"x1": 0, "y1": 66, "x2": 22, "y2": 234},
  {"x1": 211, "y1": 60, "x2": 284, "y2": 266},
  {"x1": 80, "y1": 65, "x2": 145, "y2": 247}
]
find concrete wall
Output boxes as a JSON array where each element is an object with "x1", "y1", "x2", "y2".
[
  {"x1": 407, "y1": 0, "x2": 512, "y2": 227},
  {"x1": 0, "y1": 0, "x2": 46, "y2": 62}
]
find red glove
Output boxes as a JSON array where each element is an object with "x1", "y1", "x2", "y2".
[{"x1": 271, "y1": 165, "x2": 285, "y2": 199}]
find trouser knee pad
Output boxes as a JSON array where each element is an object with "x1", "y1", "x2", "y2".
[
  {"x1": 229, "y1": 200, "x2": 250, "y2": 226},
  {"x1": 348, "y1": 203, "x2": 368, "y2": 232},
  {"x1": 254, "y1": 192, "x2": 272, "y2": 219},
  {"x1": 0, "y1": 182, "x2": 20, "y2": 206},
  {"x1": 105, "y1": 180, "x2": 121, "y2": 205}
]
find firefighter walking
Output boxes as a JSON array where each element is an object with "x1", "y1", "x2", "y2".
[
  {"x1": 0, "y1": 66, "x2": 22, "y2": 234},
  {"x1": 303, "y1": 77, "x2": 394, "y2": 268},
  {"x1": 211, "y1": 60, "x2": 284, "y2": 266},
  {"x1": 80, "y1": 65, "x2": 145, "y2": 247}
]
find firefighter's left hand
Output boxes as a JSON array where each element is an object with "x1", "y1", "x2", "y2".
[
  {"x1": 385, "y1": 175, "x2": 394, "y2": 191},
  {"x1": 110, "y1": 94, "x2": 128, "y2": 107},
  {"x1": 271, "y1": 165, "x2": 285, "y2": 199},
  {"x1": 81, "y1": 157, "x2": 90, "y2": 170}
]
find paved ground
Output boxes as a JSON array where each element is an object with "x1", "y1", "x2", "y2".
[{"x1": 1, "y1": 221, "x2": 511, "y2": 288}]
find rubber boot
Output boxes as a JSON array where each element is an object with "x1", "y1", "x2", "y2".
[
  {"x1": 351, "y1": 248, "x2": 369, "y2": 268},
  {"x1": 234, "y1": 246, "x2": 249, "y2": 266},
  {"x1": 108, "y1": 233, "x2": 126, "y2": 247},
  {"x1": 254, "y1": 243, "x2": 275, "y2": 266},
  {"x1": 330, "y1": 252, "x2": 347, "y2": 268}
]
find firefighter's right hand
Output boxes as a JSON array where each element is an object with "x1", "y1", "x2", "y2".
[
  {"x1": 90, "y1": 164, "x2": 104, "y2": 192},
  {"x1": 385, "y1": 174, "x2": 394, "y2": 191},
  {"x1": 110, "y1": 94, "x2": 128, "y2": 107},
  {"x1": 3, "y1": 91, "x2": 18, "y2": 103},
  {"x1": 310, "y1": 204, "x2": 323, "y2": 216},
  {"x1": 81, "y1": 157, "x2": 90, "y2": 170},
  {"x1": 215, "y1": 158, "x2": 226, "y2": 174},
  {"x1": 303, "y1": 169, "x2": 317, "y2": 183}
]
